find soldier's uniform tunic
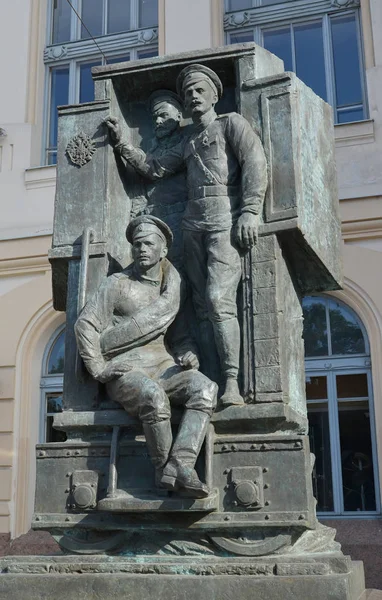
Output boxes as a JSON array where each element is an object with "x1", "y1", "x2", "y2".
[{"x1": 117, "y1": 111, "x2": 267, "y2": 379}]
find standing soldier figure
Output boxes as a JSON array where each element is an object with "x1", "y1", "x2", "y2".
[{"x1": 105, "y1": 64, "x2": 268, "y2": 407}]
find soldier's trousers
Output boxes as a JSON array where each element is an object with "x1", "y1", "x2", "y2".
[
  {"x1": 107, "y1": 365, "x2": 217, "y2": 425},
  {"x1": 182, "y1": 228, "x2": 242, "y2": 378}
]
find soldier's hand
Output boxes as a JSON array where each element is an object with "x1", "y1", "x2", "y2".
[
  {"x1": 104, "y1": 116, "x2": 123, "y2": 145},
  {"x1": 177, "y1": 351, "x2": 200, "y2": 370},
  {"x1": 234, "y1": 213, "x2": 260, "y2": 249},
  {"x1": 97, "y1": 362, "x2": 125, "y2": 383}
]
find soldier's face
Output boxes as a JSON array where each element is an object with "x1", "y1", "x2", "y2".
[
  {"x1": 152, "y1": 102, "x2": 181, "y2": 139},
  {"x1": 132, "y1": 233, "x2": 167, "y2": 272},
  {"x1": 183, "y1": 81, "x2": 217, "y2": 118}
]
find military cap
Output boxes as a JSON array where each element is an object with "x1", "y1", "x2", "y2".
[
  {"x1": 176, "y1": 64, "x2": 223, "y2": 100},
  {"x1": 148, "y1": 89, "x2": 183, "y2": 114},
  {"x1": 126, "y1": 215, "x2": 173, "y2": 248}
]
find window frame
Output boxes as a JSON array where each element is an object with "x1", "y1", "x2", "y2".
[
  {"x1": 40, "y1": 324, "x2": 65, "y2": 443},
  {"x1": 43, "y1": 0, "x2": 158, "y2": 165},
  {"x1": 224, "y1": 0, "x2": 368, "y2": 125},
  {"x1": 304, "y1": 297, "x2": 380, "y2": 517}
]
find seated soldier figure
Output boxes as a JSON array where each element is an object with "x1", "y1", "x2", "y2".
[{"x1": 75, "y1": 216, "x2": 217, "y2": 499}]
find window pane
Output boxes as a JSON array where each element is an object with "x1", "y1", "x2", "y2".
[
  {"x1": 337, "y1": 107, "x2": 364, "y2": 124},
  {"x1": 139, "y1": 0, "x2": 158, "y2": 28},
  {"x1": 263, "y1": 27, "x2": 293, "y2": 72},
  {"x1": 47, "y1": 151, "x2": 58, "y2": 166},
  {"x1": 336, "y1": 374, "x2": 368, "y2": 399},
  {"x1": 331, "y1": 15, "x2": 363, "y2": 108},
  {"x1": 107, "y1": 55, "x2": 131, "y2": 64},
  {"x1": 47, "y1": 330, "x2": 65, "y2": 374},
  {"x1": 46, "y1": 416, "x2": 67, "y2": 443},
  {"x1": 329, "y1": 300, "x2": 365, "y2": 355},
  {"x1": 137, "y1": 49, "x2": 158, "y2": 59},
  {"x1": 303, "y1": 298, "x2": 328, "y2": 357},
  {"x1": 228, "y1": 0, "x2": 252, "y2": 9},
  {"x1": 47, "y1": 393, "x2": 63, "y2": 414},
  {"x1": 80, "y1": 61, "x2": 102, "y2": 103},
  {"x1": 108, "y1": 0, "x2": 131, "y2": 34},
  {"x1": 49, "y1": 67, "x2": 69, "y2": 150},
  {"x1": 339, "y1": 400, "x2": 376, "y2": 511},
  {"x1": 52, "y1": 0, "x2": 71, "y2": 43},
  {"x1": 294, "y1": 21, "x2": 327, "y2": 101},
  {"x1": 231, "y1": 31, "x2": 254, "y2": 44},
  {"x1": 81, "y1": 0, "x2": 103, "y2": 39},
  {"x1": 306, "y1": 375, "x2": 328, "y2": 401},
  {"x1": 308, "y1": 404, "x2": 334, "y2": 512}
]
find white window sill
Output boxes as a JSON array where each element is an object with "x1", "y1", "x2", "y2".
[
  {"x1": 334, "y1": 119, "x2": 375, "y2": 148},
  {"x1": 25, "y1": 165, "x2": 57, "y2": 190}
]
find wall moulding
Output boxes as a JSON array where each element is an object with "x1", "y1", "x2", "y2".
[{"x1": 334, "y1": 119, "x2": 375, "y2": 148}]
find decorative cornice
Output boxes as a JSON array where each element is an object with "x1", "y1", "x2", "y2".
[
  {"x1": 341, "y1": 218, "x2": 382, "y2": 241},
  {"x1": 224, "y1": 0, "x2": 359, "y2": 30},
  {"x1": 331, "y1": 0, "x2": 360, "y2": 7},
  {"x1": 224, "y1": 11, "x2": 250, "y2": 28},
  {"x1": 44, "y1": 28, "x2": 158, "y2": 63}
]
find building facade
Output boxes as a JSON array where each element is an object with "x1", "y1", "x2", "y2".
[{"x1": 0, "y1": 0, "x2": 382, "y2": 586}]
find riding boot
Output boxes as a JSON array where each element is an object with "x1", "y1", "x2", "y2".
[
  {"x1": 161, "y1": 409, "x2": 210, "y2": 498},
  {"x1": 212, "y1": 318, "x2": 244, "y2": 406},
  {"x1": 143, "y1": 420, "x2": 173, "y2": 489}
]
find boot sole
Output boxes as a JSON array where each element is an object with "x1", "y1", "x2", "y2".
[{"x1": 161, "y1": 474, "x2": 178, "y2": 491}]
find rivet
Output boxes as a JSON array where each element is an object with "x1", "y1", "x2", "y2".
[
  {"x1": 66, "y1": 451, "x2": 71, "y2": 457},
  {"x1": 294, "y1": 441, "x2": 301, "y2": 448},
  {"x1": 265, "y1": 501, "x2": 270, "y2": 506},
  {"x1": 222, "y1": 445, "x2": 229, "y2": 451},
  {"x1": 263, "y1": 467, "x2": 268, "y2": 473},
  {"x1": 299, "y1": 514, "x2": 305, "y2": 520},
  {"x1": 264, "y1": 483, "x2": 269, "y2": 489},
  {"x1": 74, "y1": 450, "x2": 80, "y2": 456},
  {"x1": 253, "y1": 480, "x2": 257, "y2": 485},
  {"x1": 250, "y1": 444, "x2": 256, "y2": 450},
  {"x1": 91, "y1": 483, "x2": 95, "y2": 488},
  {"x1": 71, "y1": 504, "x2": 76, "y2": 509},
  {"x1": 223, "y1": 469, "x2": 230, "y2": 475},
  {"x1": 35, "y1": 516, "x2": 40, "y2": 522},
  {"x1": 224, "y1": 516, "x2": 231, "y2": 521},
  {"x1": 38, "y1": 450, "x2": 45, "y2": 458},
  {"x1": 265, "y1": 515, "x2": 270, "y2": 520},
  {"x1": 65, "y1": 517, "x2": 71, "y2": 522},
  {"x1": 231, "y1": 444, "x2": 237, "y2": 452}
]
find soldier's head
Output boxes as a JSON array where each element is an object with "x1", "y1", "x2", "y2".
[
  {"x1": 177, "y1": 64, "x2": 223, "y2": 120},
  {"x1": 148, "y1": 90, "x2": 183, "y2": 140},
  {"x1": 126, "y1": 216, "x2": 172, "y2": 273}
]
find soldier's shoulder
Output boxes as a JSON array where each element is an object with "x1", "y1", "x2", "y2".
[{"x1": 217, "y1": 112, "x2": 246, "y2": 123}]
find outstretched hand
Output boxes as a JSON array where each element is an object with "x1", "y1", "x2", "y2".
[
  {"x1": 104, "y1": 116, "x2": 123, "y2": 145},
  {"x1": 234, "y1": 213, "x2": 260, "y2": 250}
]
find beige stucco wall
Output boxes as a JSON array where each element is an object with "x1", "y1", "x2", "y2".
[{"x1": 1, "y1": 0, "x2": 382, "y2": 537}]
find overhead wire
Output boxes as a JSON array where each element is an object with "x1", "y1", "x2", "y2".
[{"x1": 64, "y1": 0, "x2": 109, "y2": 63}]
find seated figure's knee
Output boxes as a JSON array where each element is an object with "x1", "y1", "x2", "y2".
[
  {"x1": 137, "y1": 379, "x2": 171, "y2": 424},
  {"x1": 185, "y1": 372, "x2": 218, "y2": 415}
]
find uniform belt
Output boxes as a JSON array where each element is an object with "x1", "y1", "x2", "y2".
[{"x1": 188, "y1": 185, "x2": 239, "y2": 200}]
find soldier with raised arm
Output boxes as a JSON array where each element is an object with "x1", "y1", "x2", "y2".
[{"x1": 105, "y1": 64, "x2": 268, "y2": 407}]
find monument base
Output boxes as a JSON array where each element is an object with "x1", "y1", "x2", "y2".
[{"x1": 0, "y1": 553, "x2": 366, "y2": 600}]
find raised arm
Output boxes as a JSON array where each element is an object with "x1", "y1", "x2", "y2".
[{"x1": 105, "y1": 116, "x2": 184, "y2": 181}]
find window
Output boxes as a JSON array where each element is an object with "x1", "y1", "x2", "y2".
[
  {"x1": 40, "y1": 326, "x2": 66, "y2": 443},
  {"x1": 224, "y1": 0, "x2": 367, "y2": 124},
  {"x1": 303, "y1": 296, "x2": 379, "y2": 515},
  {"x1": 44, "y1": 0, "x2": 159, "y2": 164}
]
